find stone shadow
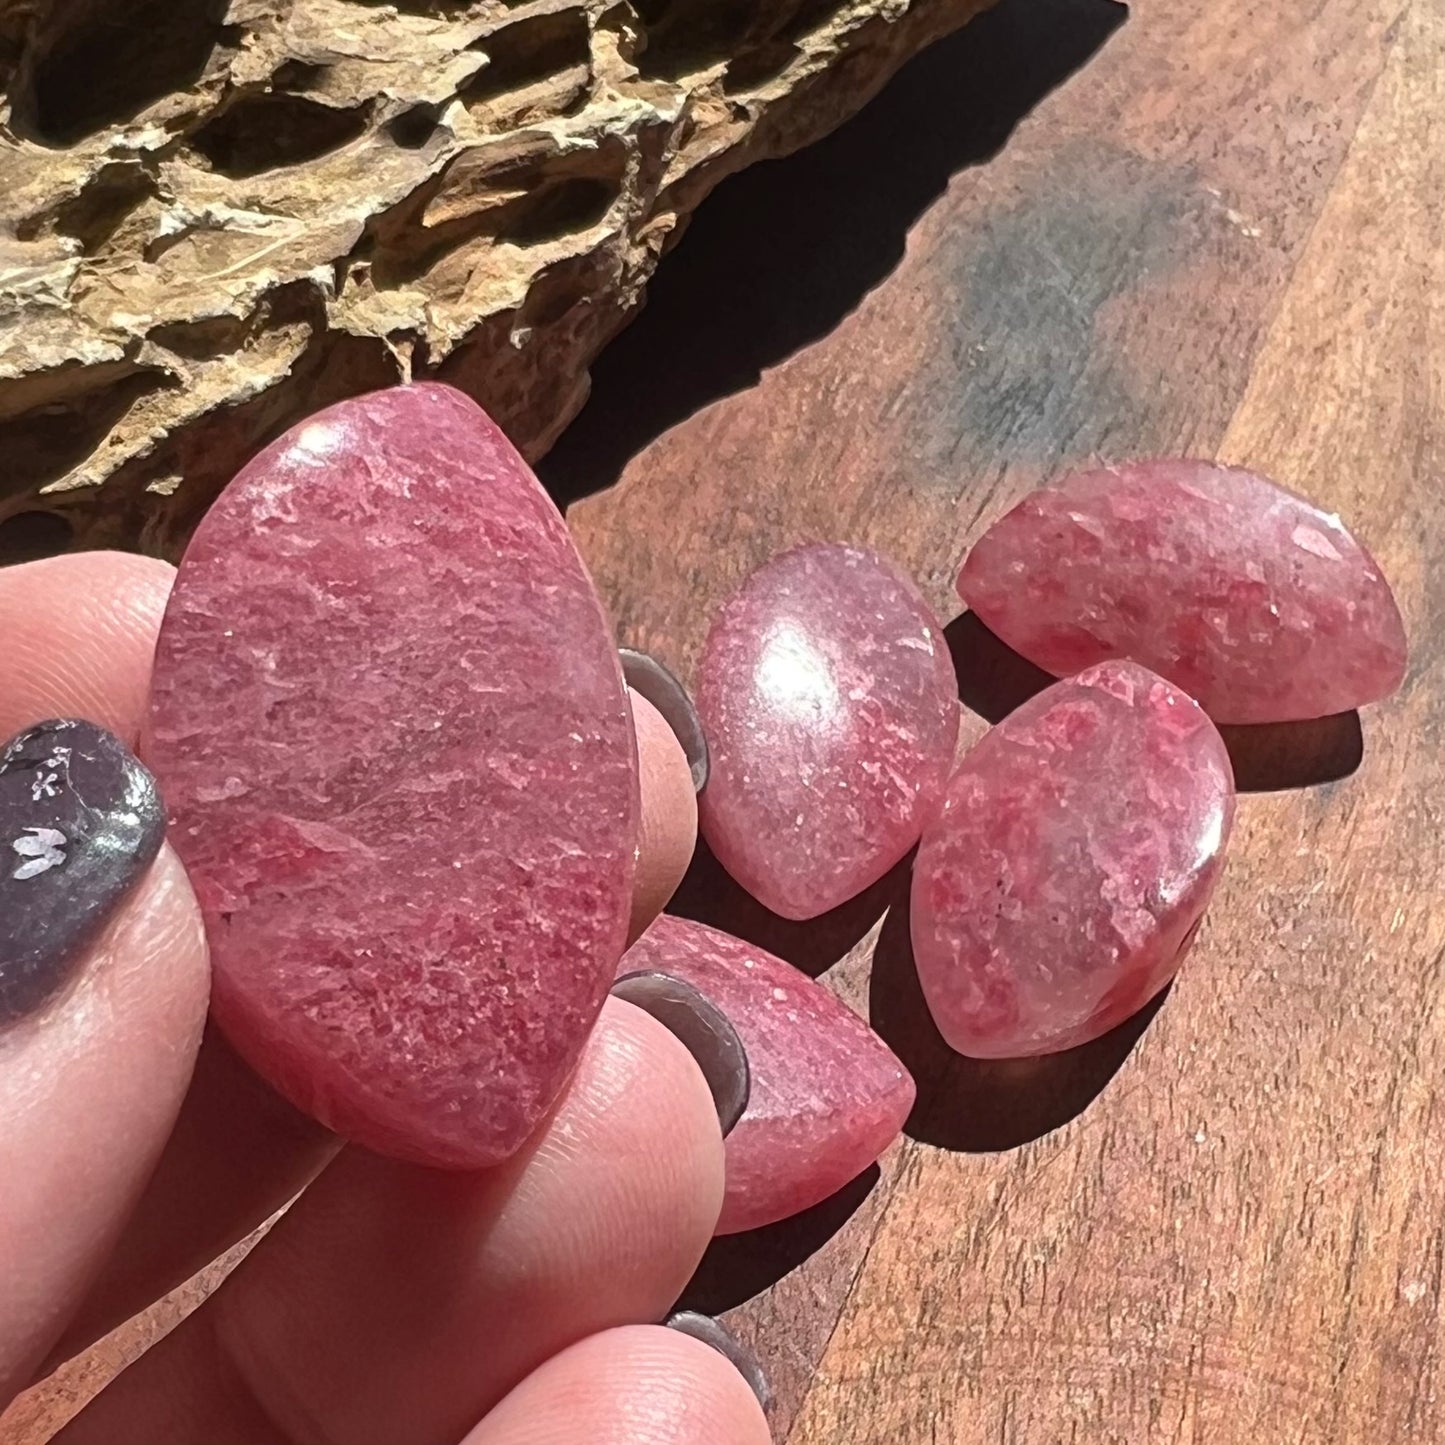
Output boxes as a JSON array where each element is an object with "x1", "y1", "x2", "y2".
[
  {"x1": 668, "y1": 836, "x2": 909, "y2": 979},
  {"x1": 676, "y1": 1166, "x2": 882, "y2": 1314},
  {"x1": 945, "y1": 610, "x2": 1365, "y2": 793},
  {"x1": 1217, "y1": 712, "x2": 1362, "y2": 793},
  {"x1": 541, "y1": 0, "x2": 1130, "y2": 506},
  {"x1": 868, "y1": 882, "x2": 1163, "y2": 1152}
]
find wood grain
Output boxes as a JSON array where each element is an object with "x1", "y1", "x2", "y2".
[
  {"x1": 6, "y1": 0, "x2": 1441, "y2": 1440},
  {"x1": 565, "y1": 0, "x2": 1444, "y2": 1439}
]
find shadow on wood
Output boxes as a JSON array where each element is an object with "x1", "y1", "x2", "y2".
[
  {"x1": 541, "y1": 0, "x2": 1129, "y2": 506},
  {"x1": 945, "y1": 609, "x2": 1052, "y2": 723},
  {"x1": 668, "y1": 835, "x2": 909, "y2": 979},
  {"x1": 1218, "y1": 712, "x2": 1363, "y2": 793},
  {"x1": 868, "y1": 886, "x2": 1162, "y2": 1151},
  {"x1": 947, "y1": 610, "x2": 1366, "y2": 791},
  {"x1": 677, "y1": 1166, "x2": 882, "y2": 1314}
]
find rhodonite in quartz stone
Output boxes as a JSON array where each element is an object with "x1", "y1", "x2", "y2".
[
  {"x1": 147, "y1": 383, "x2": 638, "y2": 1169},
  {"x1": 696, "y1": 543, "x2": 958, "y2": 920},
  {"x1": 956, "y1": 459, "x2": 1407, "y2": 723},
  {"x1": 911, "y1": 659, "x2": 1234, "y2": 1058},
  {"x1": 619, "y1": 915, "x2": 915, "y2": 1234}
]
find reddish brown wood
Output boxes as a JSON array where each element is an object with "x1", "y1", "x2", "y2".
[{"x1": 563, "y1": 0, "x2": 1443, "y2": 1439}]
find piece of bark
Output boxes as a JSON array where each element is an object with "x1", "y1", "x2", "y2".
[{"x1": 0, "y1": 0, "x2": 992, "y2": 558}]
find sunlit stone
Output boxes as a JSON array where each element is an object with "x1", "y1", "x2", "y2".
[
  {"x1": 911, "y1": 660, "x2": 1235, "y2": 1057},
  {"x1": 696, "y1": 544, "x2": 958, "y2": 919},
  {"x1": 957, "y1": 459, "x2": 1407, "y2": 723},
  {"x1": 148, "y1": 384, "x2": 638, "y2": 1168}
]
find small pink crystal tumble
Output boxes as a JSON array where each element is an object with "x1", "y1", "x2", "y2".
[
  {"x1": 957, "y1": 459, "x2": 1407, "y2": 723},
  {"x1": 147, "y1": 384, "x2": 638, "y2": 1169},
  {"x1": 696, "y1": 544, "x2": 958, "y2": 920},
  {"x1": 620, "y1": 916, "x2": 914, "y2": 1234},
  {"x1": 911, "y1": 659, "x2": 1234, "y2": 1058}
]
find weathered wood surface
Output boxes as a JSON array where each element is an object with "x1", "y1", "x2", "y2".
[{"x1": 6, "y1": 0, "x2": 1442, "y2": 1439}]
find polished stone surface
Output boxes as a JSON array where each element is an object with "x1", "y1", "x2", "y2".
[
  {"x1": 912, "y1": 660, "x2": 1235, "y2": 1058},
  {"x1": 620, "y1": 915, "x2": 915, "y2": 1234},
  {"x1": 148, "y1": 383, "x2": 638, "y2": 1168},
  {"x1": 696, "y1": 543, "x2": 957, "y2": 920},
  {"x1": 957, "y1": 459, "x2": 1407, "y2": 722}
]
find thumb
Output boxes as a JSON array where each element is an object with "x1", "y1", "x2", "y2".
[{"x1": 0, "y1": 721, "x2": 209, "y2": 1404}]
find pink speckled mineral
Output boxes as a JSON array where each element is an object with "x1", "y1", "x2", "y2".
[
  {"x1": 696, "y1": 544, "x2": 958, "y2": 920},
  {"x1": 147, "y1": 384, "x2": 638, "y2": 1169},
  {"x1": 957, "y1": 460, "x2": 1407, "y2": 723},
  {"x1": 620, "y1": 916, "x2": 915, "y2": 1234},
  {"x1": 911, "y1": 660, "x2": 1234, "y2": 1058}
]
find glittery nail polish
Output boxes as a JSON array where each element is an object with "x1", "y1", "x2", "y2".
[
  {"x1": 620, "y1": 648, "x2": 709, "y2": 793},
  {"x1": 664, "y1": 1310, "x2": 771, "y2": 1411},
  {"x1": 0, "y1": 720, "x2": 165, "y2": 1024},
  {"x1": 611, "y1": 969, "x2": 750, "y2": 1135}
]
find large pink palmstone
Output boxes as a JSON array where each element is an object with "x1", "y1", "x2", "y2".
[
  {"x1": 957, "y1": 459, "x2": 1407, "y2": 723},
  {"x1": 147, "y1": 384, "x2": 638, "y2": 1169},
  {"x1": 620, "y1": 916, "x2": 914, "y2": 1234},
  {"x1": 696, "y1": 544, "x2": 958, "y2": 920},
  {"x1": 912, "y1": 659, "x2": 1235, "y2": 1058}
]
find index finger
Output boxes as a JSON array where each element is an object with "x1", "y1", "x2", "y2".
[
  {"x1": 0, "y1": 552, "x2": 213, "y2": 1397},
  {"x1": 0, "y1": 552, "x2": 177, "y2": 744}
]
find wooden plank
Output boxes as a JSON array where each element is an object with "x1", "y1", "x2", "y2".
[
  {"x1": 789, "y1": 4, "x2": 1445, "y2": 1441},
  {"x1": 563, "y1": 0, "x2": 1415, "y2": 1436}
]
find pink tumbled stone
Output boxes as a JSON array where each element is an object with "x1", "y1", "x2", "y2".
[
  {"x1": 147, "y1": 383, "x2": 638, "y2": 1169},
  {"x1": 620, "y1": 916, "x2": 915, "y2": 1234},
  {"x1": 911, "y1": 659, "x2": 1234, "y2": 1058},
  {"x1": 696, "y1": 544, "x2": 958, "y2": 920},
  {"x1": 957, "y1": 459, "x2": 1407, "y2": 723}
]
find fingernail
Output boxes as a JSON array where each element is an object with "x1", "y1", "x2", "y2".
[
  {"x1": 664, "y1": 1310, "x2": 772, "y2": 1411},
  {"x1": 0, "y1": 719, "x2": 165, "y2": 1025},
  {"x1": 611, "y1": 969, "x2": 749, "y2": 1135},
  {"x1": 619, "y1": 648, "x2": 709, "y2": 793}
]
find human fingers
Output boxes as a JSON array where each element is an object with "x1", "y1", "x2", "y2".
[
  {"x1": 628, "y1": 689, "x2": 698, "y2": 942},
  {"x1": 58, "y1": 992, "x2": 741, "y2": 1445},
  {"x1": 0, "y1": 830, "x2": 209, "y2": 1402},
  {"x1": 0, "y1": 553, "x2": 175, "y2": 744},
  {"x1": 41, "y1": 573, "x2": 699, "y2": 1368},
  {"x1": 461, "y1": 1325, "x2": 770, "y2": 1445},
  {"x1": 0, "y1": 554, "x2": 216, "y2": 1399},
  {"x1": 0, "y1": 554, "x2": 339, "y2": 1377}
]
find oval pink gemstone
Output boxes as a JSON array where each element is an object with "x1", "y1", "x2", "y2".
[
  {"x1": 620, "y1": 916, "x2": 915, "y2": 1234},
  {"x1": 696, "y1": 544, "x2": 958, "y2": 920},
  {"x1": 957, "y1": 459, "x2": 1407, "y2": 723},
  {"x1": 147, "y1": 384, "x2": 638, "y2": 1169},
  {"x1": 911, "y1": 660, "x2": 1235, "y2": 1058}
]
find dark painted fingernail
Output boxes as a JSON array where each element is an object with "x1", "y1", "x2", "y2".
[
  {"x1": 664, "y1": 1310, "x2": 771, "y2": 1411},
  {"x1": 619, "y1": 647, "x2": 709, "y2": 793},
  {"x1": 611, "y1": 969, "x2": 749, "y2": 1135},
  {"x1": 0, "y1": 720, "x2": 165, "y2": 1025}
]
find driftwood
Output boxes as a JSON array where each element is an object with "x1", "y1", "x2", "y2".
[{"x1": 0, "y1": 0, "x2": 990, "y2": 558}]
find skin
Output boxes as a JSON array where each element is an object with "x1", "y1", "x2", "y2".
[{"x1": 0, "y1": 553, "x2": 766, "y2": 1445}]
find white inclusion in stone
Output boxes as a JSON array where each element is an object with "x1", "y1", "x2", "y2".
[
  {"x1": 1290, "y1": 524, "x2": 1344, "y2": 562},
  {"x1": 31, "y1": 772, "x2": 60, "y2": 802},
  {"x1": 293, "y1": 421, "x2": 346, "y2": 465},
  {"x1": 11, "y1": 826, "x2": 68, "y2": 880}
]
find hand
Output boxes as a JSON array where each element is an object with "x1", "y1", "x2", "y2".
[{"x1": 0, "y1": 552, "x2": 769, "y2": 1445}]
